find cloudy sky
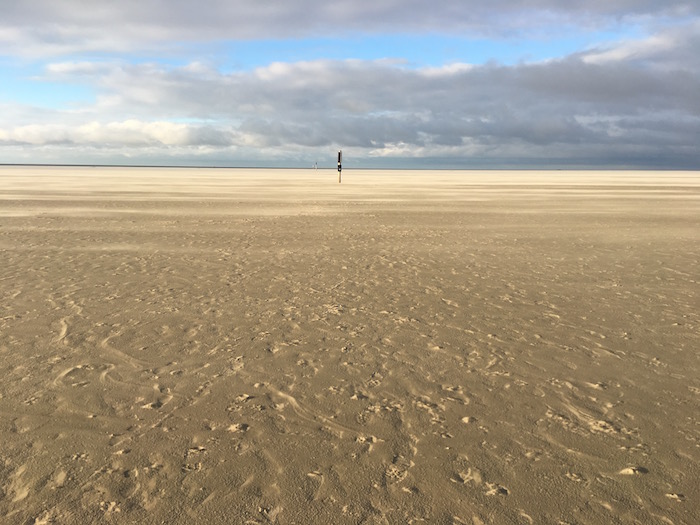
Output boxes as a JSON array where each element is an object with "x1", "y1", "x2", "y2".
[{"x1": 1, "y1": 1, "x2": 699, "y2": 168}]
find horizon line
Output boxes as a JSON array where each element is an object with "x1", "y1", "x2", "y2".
[{"x1": 1, "y1": 163, "x2": 697, "y2": 172}]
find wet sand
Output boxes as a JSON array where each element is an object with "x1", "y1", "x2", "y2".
[{"x1": 1, "y1": 167, "x2": 698, "y2": 524}]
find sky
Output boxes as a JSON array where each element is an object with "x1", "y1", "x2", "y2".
[{"x1": 1, "y1": 1, "x2": 699, "y2": 169}]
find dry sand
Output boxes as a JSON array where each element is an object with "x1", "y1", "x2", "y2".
[{"x1": 1, "y1": 166, "x2": 698, "y2": 524}]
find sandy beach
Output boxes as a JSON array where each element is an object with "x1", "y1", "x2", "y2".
[{"x1": 1, "y1": 166, "x2": 698, "y2": 524}]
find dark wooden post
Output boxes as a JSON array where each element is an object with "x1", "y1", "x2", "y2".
[{"x1": 337, "y1": 150, "x2": 342, "y2": 183}]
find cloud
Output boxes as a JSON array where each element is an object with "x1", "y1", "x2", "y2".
[
  {"x1": 581, "y1": 19, "x2": 700, "y2": 72},
  {"x1": 2, "y1": 1, "x2": 698, "y2": 56},
  {"x1": 45, "y1": 61, "x2": 114, "y2": 76},
  {"x1": 3, "y1": 23, "x2": 697, "y2": 168},
  {"x1": 1, "y1": 3, "x2": 699, "y2": 167},
  {"x1": 0, "y1": 120, "x2": 235, "y2": 149}
]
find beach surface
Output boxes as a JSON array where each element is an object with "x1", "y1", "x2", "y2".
[{"x1": 1, "y1": 167, "x2": 698, "y2": 524}]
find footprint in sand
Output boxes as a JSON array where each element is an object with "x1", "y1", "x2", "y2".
[
  {"x1": 54, "y1": 316, "x2": 70, "y2": 344},
  {"x1": 484, "y1": 482, "x2": 509, "y2": 496},
  {"x1": 665, "y1": 493, "x2": 685, "y2": 502},
  {"x1": 50, "y1": 469, "x2": 67, "y2": 489},
  {"x1": 227, "y1": 423, "x2": 249, "y2": 433},
  {"x1": 414, "y1": 396, "x2": 446, "y2": 425},
  {"x1": 451, "y1": 467, "x2": 482, "y2": 486},
  {"x1": 141, "y1": 384, "x2": 173, "y2": 409},
  {"x1": 186, "y1": 445, "x2": 206, "y2": 457},
  {"x1": 441, "y1": 384, "x2": 470, "y2": 404},
  {"x1": 183, "y1": 446, "x2": 207, "y2": 472},
  {"x1": 229, "y1": 355, "x2": 245, "y2": 374},
  {"x1": 384, "y1": 455, "x2": 414, "y2": 485},
  {"x1": 53, "y1": 364, "x2": 96, "y2": 388},
  {"x1": 29, "y1": 511, "x2": 55, "y2": 525},
  {"x1": 619, "y1": 466, "x2": 649, "y2": 475},
  {"x1": 100, "y1": 501, "x2": 121, "y2": 514},
  {"x1": 565, "y1": 472, "x2": 586, "y2": 483},
  {"x1": 7, "y1": 464, "x2": 31, "y2": 502},
  {"x1": 306, "y1": 471, "x2": 325, "y2": 501},
  {"x1": 227, "y1": 393, "x2": 254, "y2": 413},
  {"x1": 588, "y1": 418, "x2": 621, "y2": 435},
  {"x1": 354, "y1": 434, "x2": 382, "y2": 456}
]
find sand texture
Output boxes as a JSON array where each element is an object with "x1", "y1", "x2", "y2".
[{"x1": 1, "y1": 167, "x2": 698, "y2": 524}]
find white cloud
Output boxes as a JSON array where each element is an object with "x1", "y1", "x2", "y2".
[
  {"x1": 419, "y1": 63, "x2": 475, "y2": 77},
  {"x1": 580, "y1": 20, "x2": 700, "y2": 74},
  {"x1": 0, "y1": 120, "x2": 234, "y2": 149},
  {"x1": 45, "y1": 61, "x2": 113, "y2": 75}
]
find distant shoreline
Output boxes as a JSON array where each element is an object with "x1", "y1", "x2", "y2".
[{"x1": 1, "y1": 163, "x2": 696, "y2": 171}]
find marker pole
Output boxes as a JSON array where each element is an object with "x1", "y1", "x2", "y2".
[{"x1": 337, "y1": 150, "x2": 342, "y2": 184}]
